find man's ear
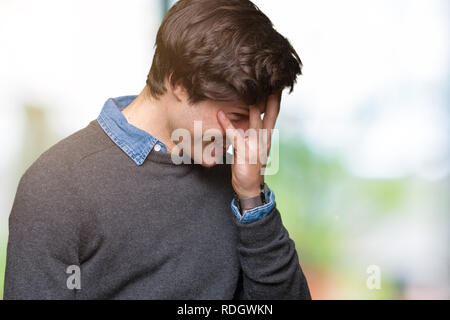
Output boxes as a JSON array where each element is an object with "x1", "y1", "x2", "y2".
[{"x1": 167, "y1": 73, "x2": 189, "y2": 103}]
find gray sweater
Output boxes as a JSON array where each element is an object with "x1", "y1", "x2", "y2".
[{"x1": 4, "y1": 120, "x2": 310, "y2": 299}]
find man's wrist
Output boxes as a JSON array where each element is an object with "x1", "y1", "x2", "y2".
[
  {"x1": 234, "y1": 183, "x2": 267, "y2": 214},
  {"x1": 235, "y1": 188, "x2": 260, "y2": 199},
  {"x1": 239, "y1": 194, "x2": 263, "y2": 213}
]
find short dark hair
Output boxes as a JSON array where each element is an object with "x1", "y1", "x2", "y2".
[{"x1": 146, "y1": 0, "x2": 302, "y2": 105}]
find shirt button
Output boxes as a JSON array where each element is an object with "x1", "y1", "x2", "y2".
[{"x1": 154, "y1": 144, "x2": 162, "y2": 152}]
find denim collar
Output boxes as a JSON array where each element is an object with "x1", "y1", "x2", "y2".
[{"x1": 97, "y1": 95, "x2": 168, "y2": 166}]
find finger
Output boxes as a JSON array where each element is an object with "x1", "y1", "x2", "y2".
[
  {"x1": 217, "y1": 110, "x2": 245, "y2": 150},
  {"x1": 249, "y1": 105, "x2": 262, "y2": 131},
  {"x1": 263, "y1": 92, "x2": 281, "y2": 131}
]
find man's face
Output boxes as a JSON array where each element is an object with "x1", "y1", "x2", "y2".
[{"x1": 168, "y1": 99, "x2": 266, "y2": 167}]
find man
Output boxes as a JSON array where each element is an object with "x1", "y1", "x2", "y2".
[{"x1": 4, "y1": 0, "x2": 310, "y2": 299}]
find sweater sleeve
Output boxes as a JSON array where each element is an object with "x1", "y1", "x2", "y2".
[
  {"x1": 3, "y1": 165, "x2": 82, "y2": 300},
  {"x1": 232, "y1": 201, "x2": 311, "y2": 300}
]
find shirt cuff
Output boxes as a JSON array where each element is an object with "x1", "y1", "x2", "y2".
[{"x1": 231, "y1": 187, "x2": 276, "y2": 224}]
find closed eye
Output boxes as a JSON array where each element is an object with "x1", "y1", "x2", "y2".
[{"x1": 229, "y1": 113, "x2": 249, "y2": 121}]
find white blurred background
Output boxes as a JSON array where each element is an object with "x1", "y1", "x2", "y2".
[{"x1": 0, "y1": 0, "x2": 448, "y2": 299}]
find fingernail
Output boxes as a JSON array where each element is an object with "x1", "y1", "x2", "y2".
[{"x1": 218, "y1": 110, "x2": 226, "y2": 120}]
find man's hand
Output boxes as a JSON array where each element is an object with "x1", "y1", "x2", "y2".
[{"x1": 217, "y1": 92, "x2": 281, "y2": 199}]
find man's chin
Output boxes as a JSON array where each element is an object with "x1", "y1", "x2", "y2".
[
  {"x1": 198, "y1": 153, "x2": 227, "y2": 167},
  {"x1": 200, "y1": 154, "x2": 224, "y2": 167},
  {"x1": 198, "y1": 144, "x2": 228, "y2": 167},
  {"x1": 200, "y1": 161, "x2": 218, "y2": 168}
]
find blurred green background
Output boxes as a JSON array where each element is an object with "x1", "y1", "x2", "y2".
[{"x1": 0, "y1": 0, "x2": 448, "y2": 299}]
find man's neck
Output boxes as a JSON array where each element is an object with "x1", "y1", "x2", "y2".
[{"x1": 121, "y1": 88, "x2": 177, "y2": 153}]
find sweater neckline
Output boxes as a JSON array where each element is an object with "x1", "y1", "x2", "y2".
[
  {"x1": 146, "y1": 148, "x2": 233, "y2": 166},
  {"x1": 146, "y1": 149, "x2": 185, "y2": 165}
]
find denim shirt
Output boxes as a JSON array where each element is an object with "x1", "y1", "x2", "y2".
[{"x1": 97, "y1": 95, "x2": 275, "y2": 224}]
